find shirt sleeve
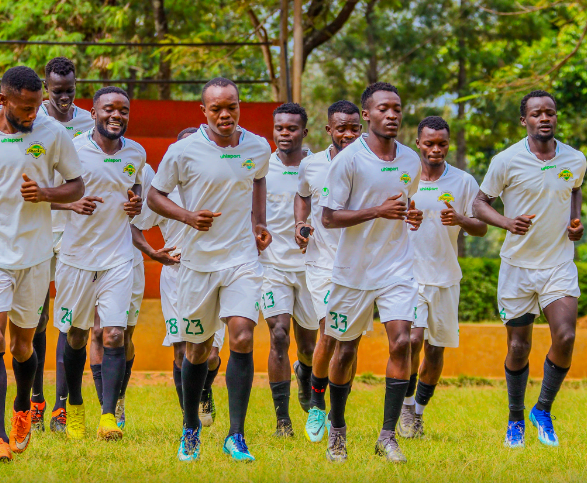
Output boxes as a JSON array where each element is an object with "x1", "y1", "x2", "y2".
[
  {"x1": 133, "y1": 147, "x2": 147, "y2": 186},
  {"x1": 464, "y1": 174, "x2": 481, "y2": 217},
  {"x1": 408, "y1": 163, "x2": 422, "y2": 199},
  {"x1": 479, "y1": 154, "x2": 507, "y2": 199},
  {"x1": 319, "y1": 154, "x2": 353, "y2": 210},
  {"x1": 54, "y1": 129, "x2": 82, "y2": 181},
  {"x1": 297, "y1": 159, "x2": 311, "y2": 197},
  {"x1": 254, "y1": 140, "x2": 271, "y2": 180},
  {"x1": 574, "y1": 155, "x2": 587, "y2": 189},
  {"x1": 151, "y1": 145, "x2": 180, "y2": 194}
]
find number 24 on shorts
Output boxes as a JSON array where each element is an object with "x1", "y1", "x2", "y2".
[{"x1": 330, "y1": 311, "x2": 348, "y2": 333}]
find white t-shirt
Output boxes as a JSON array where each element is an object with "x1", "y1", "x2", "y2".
[
  {"x1": 297, "y1": 146, "x2": 341, "y2": 270},
  {"x1": 480, "y1": 137, "x2": 586, "y2": 269},
  {"x1": 409, "y1": 163, "x2": 479, "y2": 287},
  {"x1": 132, "y1": 163, "x2": 156, "y2": 267},
  {"x1": 151, "y1": 125, "x2": 271, "y2": 272},
  {"x1": 38, "y1": 103, "x2": 95, "y2": 234},
  {"x1": 259, "y1": 151, "x2": 310, "y2": 271},
  {"x1": 319, "y1": 135, "x2": 421, "y2": 290},
  {"x1": 60, "y1": 130, "x2": 146, "y2": 271},
  {"x1": 0, "y1": 115, "x2": 82, "y2": 270}
]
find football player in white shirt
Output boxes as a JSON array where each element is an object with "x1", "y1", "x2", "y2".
[
  {"x1": 30, "y1": 57, "x2": 94, "y2": 435},
  {"x1": 295, "y1": 100, "x2": 362, "y2": 443},
  {"x1": 52, "y1": 86, "x2": 145, "y2": 442},
  {"x1": 0, "y1": 66, "x2": 84, "y2": 460},
  {"x1": 473, "y1": 90, "x2": 586, "y2": 449},
  {"x1": 398, "y1": 116, "x2": 487, "y2": 439},
  {"x1": 260, "y1": 103, "x2": 317, "y2": 437},
  {"x1": 147, "y1": 78, "x2": 272, "y2": 462},
  {"x1": 319, "y1": 83, "x2": 423, "y2": 463}
]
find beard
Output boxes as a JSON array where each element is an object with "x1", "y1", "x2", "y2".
[
  {"x1": 331, "y1": 137, "x2": 343, "y2": 152},
  {"x1": 6, "y1": 110, "x2": 33, "y2": 133},
  {"x1": 533, "y1": 130, "x2": 555, "y2": 142},
  {"x1": 96, "y1": 121, "x2": 126, "y2": 140}
]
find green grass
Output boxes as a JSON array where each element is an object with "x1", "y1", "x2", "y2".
[{"x1": 2, "y1": 376, "x2": 587, "y2": 482}]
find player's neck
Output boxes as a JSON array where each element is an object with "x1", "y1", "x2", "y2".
[
  {"x1": 277, "y1": 148, "x2": 305, "y2": 167},
  {"x1": 92, "y1": 128, "x2": 122, "y2": 155},
  {"x1": 206, "y1": 126, "x2": 240, "y2": 148},
  {"x1": 329, "y1": 144, "x2": 340, "y2": 160},
  {"x1": 46, "y1": 102, "x2": 74, "y2": 123},
  {"x1": 366, "y1": 130, "x2": 397, "y2": 161},
  {"x1": 527, "y1": 135, "x2": 557, "y2": 161},
  {"x1": 420, "y1": 159, "x2": 446, "y2": 182},
  {"x1": 0, "y1": 111, "x2": 19, "y2": 134}
]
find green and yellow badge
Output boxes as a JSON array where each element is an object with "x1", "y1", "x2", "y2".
[
  {"x1": 73, "y1": 131, "x2": 83, "y2": 138},
  {"x1": 438, "y1": 192, "x2": 455, "y2": 203},
  {"x1": 26, "y1": 143, "x2": 46, "y2": 158},
  {"x1": 241, "y1": 159, "x2": 255, "y2": 170},
  {"x1": 123, "y1": 163, "x2": 136, "y2": 177},
  {"x1": 400, "y1": 172, "x2": 411, "y2": 184},
  {"x1": 558, "y1": 168, "x2": 573, "y2": 182}
]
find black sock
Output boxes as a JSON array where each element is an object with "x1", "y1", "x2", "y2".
[
  {"x1": 297, "y1": 360, "x2": 312, "y2": 380},
  {"x1": 310, "y1": 374, "x2": 328, "y2": 410},
  {"x1": 0, "y1": 353, "x2": 8, "y2": 441},
  {"x1": 173, "y1": 361, "x2": 183, "y2": 410},
  {"x1": 382, "y1": 378, "x2": 409, "y2": 431},
  {"x1": 536, "y1": 357, "x2": 569, "y2": 413},
  {"x1": 64, "y1": 342, "x2": 86, "y2": 406},
  {"x1": 505, "y1": 363, "x2": 529, "y2": 421},
  {"x1": 329, "y1": 381, "x2": 350, "y2": 429},
  {"x1": 406, "y1": 373, "x2": 418, "y2": 398},
  {"x1": 53, "y1": 332, "x2": 68, "y2": 411},
  {"x1": 270, "y1": 380, "x2": 291, "y2": 422},
  {"x1": 13, "y1": 351, "x2": 38, "y2": 412},
  {"x1": 102, "y1": 346, "x2": 126, "y2": 415},
  {"x1": 415, "y1": 380, "x2": 437, "y2": 407},
  {"x1": 119, "y1": 356, "x2": 135, "y2": 398},
  {"x1": 182, "y1": 358, "x2": 208, "y2": 429},
  {"x1": 31, "y1": 331, "x2": 46, "y2": 403},
  {"x1": 204, "y1": 357, "x2": 221, "y2": 392},
  {"x1": 90, "y1": 364, "x2": 103, "y2": 406},
  {"x1": 226, "y1": 350, "x2": 254, "y2": 436}
]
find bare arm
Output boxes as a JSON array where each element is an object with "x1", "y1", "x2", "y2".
[
  {"x1": 568, "y1": 187, "x2": 584, "y2": 241},
  {"x1": 22, "y1": 174, "x2": 84, "y2": 204},
  {"x1": 252, "y1": 177, "x2": 271, "y2": 252},
  {"x1": 294, "y1": 193, "x2": 313, "y2": 250},
  {"x1": 131, "y1": 225, "x2": 179, "y2": 265},
  {"x1": 322, "y1": 194, "x2": 407, "y2": 229},
  {"x1": 472, "y1": 190, "x2": 534, "y2": 235},
  {"x1": 440, "y1": 201, "x2": 487, "y2": 237}
]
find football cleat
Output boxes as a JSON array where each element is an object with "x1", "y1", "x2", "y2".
[
  {"x1": 375, "y1": 430, "x2": 407, "y2": 463},
  {"x1": 115, "y1": 397, "x2": 126, "y2": 429},
  {"x1": 273, "y1": 419, "x2": 294, "y2": 438},
  {"x1": 178, "y1": 423, "x2": 202, "y2": 462},
  {"x1": 66, "y1": 404, "x2": 85, "y2": 440},
  {"x1": 97, "y1": 413, "x2": 123, "y2": 441},
  {"x1": 9, "y1": 409, "x2": 32, "y2": 454},
  {"x1": 293, "y1": 361, "x2": 311, "y2": 413},
  {"x1": 50, "y1": 408, "x2": 67, "y2": 433},
  {"x1": 305, "y1": 407, "x2": 327, "y2": 443},
  {"x1": 199, "y1": 389, "x2": 216, "y2": 427},
  {"x1": 0, "y1": 438, "x2": 12, "y2": 463},
  {"x1": 223, "y1": 433, "x2": 255, "y2": 462},
  {"x1": 504, "y1": 420, "x2": 525, "y2": 448},
  {"x1": 31, "y1": 400, "x2": 46, "y2": 432},
  {"x1": 530, "y1": 405, "x2": 559, "y2": 447},
  {"x1": 326, "y1": 425, "x2": 347, "y2": 463},
  {"x1": 397, "y1": 404, "x2": 415, "y2": 438},
  {"x1": 412, "y1": 413, "x2": 425, "y2": 438}
]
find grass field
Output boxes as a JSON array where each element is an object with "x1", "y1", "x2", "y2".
[{"x1": 2, "y1": 373, "x2": 587, "y2": 482}]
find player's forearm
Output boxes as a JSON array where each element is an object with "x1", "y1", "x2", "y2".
[
  {"x1": 252, "y1": 177, "x2": 267, "y2": 227},
  {"x1": 472, "y1": 194, "x2": 511, "y2": 231},
  {"x1": 131, "y1": 225, "x2": 157, "y2": 258},
  {"x1": 460, "y1": 217, "x2": 488, "y2": 237},
  {"x1": 571, "y1": 188, "x2": 582, "y2": 221},
  {"x1": 147, "y1": 186, "x2": 191, "y2": 224},
  {"x1": 131, "y1": 183, "x2": 142, "y2": 198},
  {"x1": 322, "y1": 206, "x2": 379, "y2": 229},
  {"x1": 294, "y1": 194, "x2": 311, "y2": 224},
  {"x1": 44, "y1": 177, "x2": 85, "y2": 203}
]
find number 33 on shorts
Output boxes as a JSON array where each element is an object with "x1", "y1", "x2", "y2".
[{"x1": 329, "y1": 311, "x2": 348, "y2": 333}]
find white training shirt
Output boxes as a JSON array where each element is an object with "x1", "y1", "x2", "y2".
[
  {"x1": 151, "y1": 125, "x2": 271, "y2": 272},
  {"x1": 60, "y1": 130, "x2": 146, "y2": 271},
  {"x1": 38, "y1": 103, "x2": 95, "y2": 234},
  {"x1": 480, "y1": 137, "x2": 586, "y2": 269},
  {"x1": 409, "y1": 163, "x2": 479, "y2": 287},
  {"x1": 297, "y1": 146, "x2": 341, "y2": 271},
  {"x1": 319, "y1": 135, "x2": 421, "y2": 290},
  {"x1": 259, "y1": 150, "x2": 311, "y2": 271},
  {"x1": 0, "y1": 115, "x2": 82, "y2": 270},
  {"x1": 132, "y1": 163, "x2": 156, "y2": 267}
]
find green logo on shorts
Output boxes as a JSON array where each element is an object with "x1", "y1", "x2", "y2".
[
  {"x1": 255, "y1": 302, "x2": 260, "y2": 311},
  {"x1": 37, "y1": 306, "x2": 43, "y2": 315},
  {"x1": 322, "y1": 187, "x2": 329, "y2": 197},
  {"x1": 499, "y1": 308, "x2": 506, "y2": 320},
  {"x1": 324, "y1": 290, "x2": 330, "y2": 305}
]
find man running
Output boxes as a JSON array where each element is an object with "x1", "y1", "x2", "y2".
[
  {"x1": 147, "y1": 78, "x2": 271, "y2": 462},
  {"x1": 473, "y1": 90, "x2": 585, "y2": 448},
  {"x1": 0, "y1": 66, "x2": 84, "y2": 460}
]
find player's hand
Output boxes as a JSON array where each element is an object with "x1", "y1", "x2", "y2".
[
  {"x1": 568, "y1": 218, "x2": 584, "y2": 241},
  {"x1": 295, "y1": 223, "x2": 314, "y2": 253},
  {"x1": 440, "y1": 201, "x2": 463, "y2": 226},
  {"x1": 69, "y1": 196, "x2": 104, "y2": 215},
  {"x1": 124, "y1": 189, "x2": 142, "y2": 217},
  {"x1": 150, "y1": 246, "x2": 181, "y2": 266},
  {"x1": 185, "y1": 210, "x2": 221, "y2": 231},
  {"x1": 376, "y1": 194, "x2": 407, "y2": 220},
  {"x1": 507, "y1": 214, "x2": 535, "y2": 235},
  {"x1": 20, "y1": 173, "x2": 48, "y2": 203},
  {"x1": 406, "y1": 200, "x2": 423, "y2": 231},
  {"x1": 255, "y1": 224, "x2": 272, "y2": 253}
]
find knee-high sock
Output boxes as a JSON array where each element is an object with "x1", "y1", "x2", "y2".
[
  {"x1": 13, "y1": 351, "x2": 38, "y2": 412},
  {"x1": 310, "y1": 374, "x2": 328, "y2": 410},
  {"x1": 270, "y1": 380, "x2": 291, "y2": 422},
  {"x1": 329, "y1": 381, "x2": 350, "y2": 429},
  {"x1": 0, "y1": 353, "x2": 8, "y2": 441},
  {"x1": 31, "y1": 331, "x2": 46, "y2": 403},
  {"x1": 226, "y1": 351, "x2": 254, "y2": 436},
  {"x1": 505, "y1": 363, "x2": 529, "y2": 421},
  {"x1": 203, "y1": 357, "x2": 221, "y2": 391},
  {"x1": 101, "y1": 346, "x2": 126, "y2": 415},
  {"x1": 90, "y1": 364, "x2": 103, "y2": 407},
  {"x1": 536, "y1": 357, "x2": 569, "y2": 413},
  {"x1": 53, "y1": 332, "x2": 68, "y2": 411},
  {"x1": 182, "y1": 358, "x2": 208, "y2": 429},
  {"x1": 382, "y1": 378, "x2": 409, "y2": 431},
  {"x1": 64, "y1": 342, "x2": 86, "y2": 406},
  {"x1": 173, "y1": 360, "x2": 183, "y2": 410},
  {"x1": 119, "y1": 356, "x2": 135, "y2": 398}
]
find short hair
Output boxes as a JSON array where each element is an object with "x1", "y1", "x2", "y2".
[
  {"x1": 93, "y1": 86, "x2": 129, "y2": 104},
  {"x1": 520, "y1": 90, "x2": 557, "y2": 117},
  {"x1": 1, "y1": 66, "x2": 42, "y2": 93},
  {"x1": 45, "y1": 57, "x2": 75, "y2": 79},
  {"x1": 328, "y1": 100, "x2": 360, "y2": 121},
  {"x1": 417, "y1": 116, "x2": 450, "y2": 138},
  {"x1": 273, "y1": 102, "x2": 308, "y2": 127},
  {"x1": 177, "y1": 127, "x2": 198, "y2": 141},
  {"x1": 201, "y1": 77, "x2": 239, "y2": 104},
  {"x1": 361, "y1": 82, "x2": 399, "y2": 109}
]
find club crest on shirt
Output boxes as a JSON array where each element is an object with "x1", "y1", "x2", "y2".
[
  {"x1": 438, "y1": 192, "x2": 455, "y2": 203},
  {"x1": 400, "y1": 172, "x2": 411, "y2": 184},
  {"x1": 73, "y1": 131, "x2": 84, "y2": 138},
  {"x1": 25, "y1": 143, "x2": 46, "y2": 158},
  {"x1": 123, "y1": 163, "x2": 136, "y2": 177},
  {"x1": 558, "y1": 168, "x2": 573, "y2": 182},
  {"x1": 241, "y1": 159, "x2": 255, "y2": 170}
]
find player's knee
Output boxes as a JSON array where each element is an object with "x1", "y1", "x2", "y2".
[
  {"x1": 270, "y1": 326, "x2": 290, "y2": 352},
  {"x1": 230, "y1": 328, "x2": 254, "y2": 353},
  {"x1": 68, "y1": 329, "x2": 89, "y2": 350},
  {"x1": 9, "y1": 338, "x2": 30, "y2": 361},
  {"x1": 36, "y1": 313, "x2": 49, "y2": 333},
  {"x1": 508, "y1": 338, "x2": 531, "y2": 361},
  {"x1": 410, "y1": 331, "x2": 424, "y2": 352},
  {"x1": 173, "y1": 342, "x2": 186, "y2": 365},
  {"x1": 103, "y1": 327, "x2": 125, "y2": 348},
  {"x1": 91, "y1": 326, "x2": 104, "y2": 345},
  {"x1": 390, "y1": 332, "x2": 411, "y2": 356},
  {"x1": 554, "y1": 330, "x2": 575, "y2": 356},
  {"x1": 336, "y1": 343, "x2": 358, "y2": 368},
  {"x1": 425, "y1": 345, "x2": 445, "y2": 366}
]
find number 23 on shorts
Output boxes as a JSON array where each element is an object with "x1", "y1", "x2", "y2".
[
  {"x1": 329, "y1": 311, "x2": 348, "y2": 333},
  {"x1": 184, "y1": 318, "x2": 204, "y2": 336}
]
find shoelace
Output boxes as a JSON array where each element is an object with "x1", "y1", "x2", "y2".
[
  {"x1": 231, "y1": 433, "x2": 249, "y2": 453},
  {"x1": 536, "y1": 412, "x2": 556, "y2": 434},
  {"x1": 332, "y1": 433, "x2": 345, "y2": 453},
  {"x1": 308, "y1": 409, "x2": 323, "y2": 428},
  {"x1": 31, "y1": 406, "x2": 43, "y2": 422},
  {"x1": 182, "y1": 429, "x2": 201, "y2": 452},
  {"x1": 14, "y1": 413, "x2": 28, "y2": 434},
  {"x1": 508, "y1": 421, "x2": 524, "y2": 439},
  {"x1": 55, "y1": 412, "x2": 67, "y2": 426}
]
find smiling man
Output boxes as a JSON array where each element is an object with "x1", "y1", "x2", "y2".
[
  {"x1": 52, "y1": 86, "x2": 145, "y2": 442},
  {"x1": 473, "y1": 90, "x2": 586, "y2": 449}
]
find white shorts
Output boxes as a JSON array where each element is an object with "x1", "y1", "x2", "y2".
[
  {"x1": 127, "y1": 261, "x2": 145, "y2": 326},
  {"x1": 498, "y1": 260, "x2": 580, "y2": 324},
  {"x1": 325, "y1": 278, "x2": 418, "y2": 341},
  {"x1": 0, "y1": 260, "x2": 51, "y2": 329},
  {"x1": 177, "y1": 261, "x2": 263, "y2": 344},
  {"x1": 305, "y1": 265, "x2": 332, "y2": 323},
  {"x1": 50, "y1": 231, "x2": 63, "y2": 282},
  {"x1": 53, "y1": 260, "x2": 133, "y2": 332},
  {"x1": 412, "y1": 284, "x2": 460, "y2": 348},
  {"x1": 261, "y1": 266, "x2": 318, "y2": 330}
]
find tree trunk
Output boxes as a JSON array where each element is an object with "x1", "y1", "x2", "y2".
[
  {"x1": 365, "y1": 0, "x2": 378, "y2": 84},
  {"x1": 152, "y1": 0, "x2": 171, "y2": 100},
  {"x1": 456, "y1": 0, "x2": 467, "y2": 257},
  {"x1": 248, "y1": 9, "x2": 279, "y2": 101}
]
